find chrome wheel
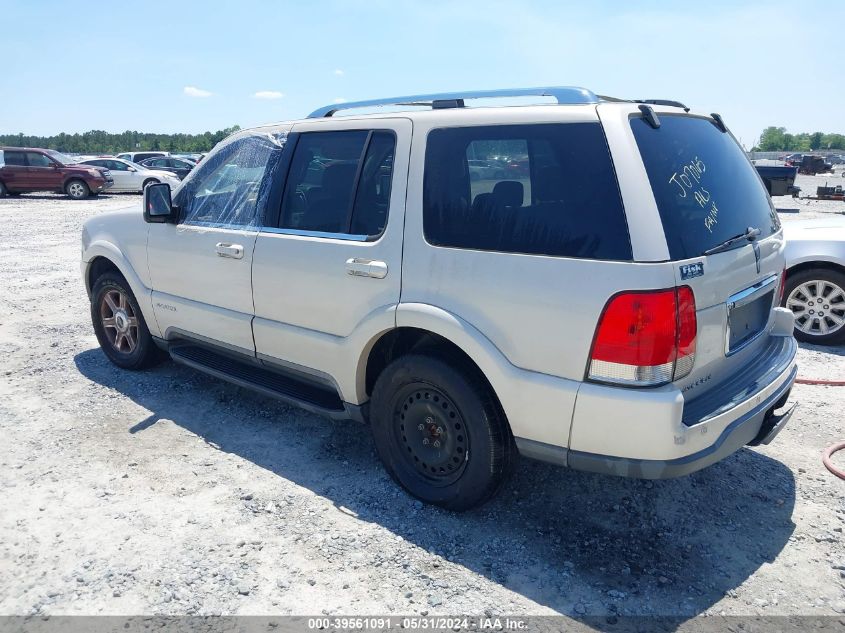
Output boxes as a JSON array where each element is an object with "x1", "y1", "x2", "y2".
[
  {"x1": 67, "y1": 181, "x2": 87, "y2": 199},
  {"x1": 787, "y1": 279, "x2": 845, "y2": 337},
  {"x1": 99, "y1": 289, "x2": 139, "y2": 353}
]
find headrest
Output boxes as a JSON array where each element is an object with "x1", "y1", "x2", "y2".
[{"x1": 492, "y1": 180, "x2": 524, "y2": 207}]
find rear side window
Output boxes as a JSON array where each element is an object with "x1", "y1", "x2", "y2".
[
  {"x1": 280, "y1": 130, "x2": 396, "y2": 237},
  {"x1": 3, "y1": 151, "x2": 26, "y2": 166},
  {"x1": 631, "y1": 115, "x2": 779, "y2": 260},
  {"x1": 423, "y1": 123, "x2": 631, "y2": 260}
]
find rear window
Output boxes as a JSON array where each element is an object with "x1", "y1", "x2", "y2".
[
  {"x1": 631, "y1": 115, "x2": 779, "y2": 260},
  {"x1": 423, "y1": 123, "x2": 632, "y2": 260}
]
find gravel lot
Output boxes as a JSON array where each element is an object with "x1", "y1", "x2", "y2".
[{"x1": 1, "y1": 177, "x2": 844, "y2": 621}]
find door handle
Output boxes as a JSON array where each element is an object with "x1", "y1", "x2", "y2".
[
  {"x1": 345, "y1": 258, "x2": 388, "y2": 279},
  {"x1": 215, "y1": 242, "x2": 244, "y2": 259}
]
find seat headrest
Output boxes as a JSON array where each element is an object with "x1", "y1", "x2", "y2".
[{"x1": 492, "y1": 180, "x2": 524, "y2": 207}]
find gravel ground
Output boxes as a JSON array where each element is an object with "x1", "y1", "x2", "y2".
[{"x1": 0, "y1": 178, "x2": 844, "y2": 620}]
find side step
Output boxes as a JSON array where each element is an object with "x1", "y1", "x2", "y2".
[{"x1": 169, "y1": 344, "x2": 346, "y2": 415}]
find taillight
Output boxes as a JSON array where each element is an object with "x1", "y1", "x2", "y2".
[
  {"x1": 777, "y1": 267, "x2": 787, "y2": 305},
  {"x1": 588, "y1": 287, "x2": 697, "y2": 387}
]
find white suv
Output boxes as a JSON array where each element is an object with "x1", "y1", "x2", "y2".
[{"x1": 81, "y1": 87, "x2": 798, "y2": 510}]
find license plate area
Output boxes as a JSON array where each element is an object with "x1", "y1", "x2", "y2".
[{"x1": 726, "y1": 275, "x2": 777, "y2": 355}]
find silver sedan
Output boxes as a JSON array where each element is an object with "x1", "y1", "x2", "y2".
[{"x1": 783, "y1": 217, "x2": 845, "y2": 345}]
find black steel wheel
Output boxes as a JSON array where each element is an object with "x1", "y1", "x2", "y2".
[{"x1": 370, "y1": 353, "x2": 515, "y2": 511}]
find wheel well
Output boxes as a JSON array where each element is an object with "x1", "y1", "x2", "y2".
[
  {"x1": 86, "y1": 257, "x2": 123, "y2": 294},
  {"x1": 787, "y1": 260, "x2": 845, "y2": 280},
  {"x1": 364, "y1": 327, "x2": 500, "y2": 406},
  {"x1": 142, "y1": 178, "x2": 159, "y2": 187}
]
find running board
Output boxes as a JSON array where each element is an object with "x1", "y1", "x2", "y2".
[{"x1": 169, "y1": 344, "x2": 346, "y2": 416}]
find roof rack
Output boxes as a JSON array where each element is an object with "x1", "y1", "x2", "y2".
[{"x1": 307, "y1": 86, "x2": 599, "y2": 118}]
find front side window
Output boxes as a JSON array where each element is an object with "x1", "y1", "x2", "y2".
[
  {"x1": 108, "y1": 160, "x2": 129, "y2": 171},
  {"x1": 280, "y1": 130, "x2": 396, "y2": 237},
  {"x1": 179, "y1": 134, "x2": 283, "y2": 228},
  {"x1": 631, "y1": 115, "x2": 779, "y2": 260},
  {"x1": 423, "y1": 123, "x2": 631, "y2": 260},
  {"x1": 27, "y1": 152, "x2": 53, "y2": 167}
]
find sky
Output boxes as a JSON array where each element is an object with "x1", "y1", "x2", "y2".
[{"x1": 2, "y1": 0, "x2": 843, "y2": 149}]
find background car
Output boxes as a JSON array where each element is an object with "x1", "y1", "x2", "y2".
[
  {"x1": 783, "y1": 217, "x2": 845, "y2": 345},
  {"x1": 139, "y1": 156, "x2": 196, "y2": 180},
  {"x1": 0, "y1": 147, "x2": 112, "y2": 199},
  {"x1": 77, "y1": 157, "x2": 180, "y2": 193},
  {"x1": 116, "y1": 151, "x2": 169, "y2": 164}
]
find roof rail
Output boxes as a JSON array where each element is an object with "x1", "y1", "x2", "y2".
[{"x1": 307, "y1": 86, "x2": 599, "y2": 118}]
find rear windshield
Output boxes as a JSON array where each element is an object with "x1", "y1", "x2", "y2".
[{"x1": 631, "y1": 115, "x2": 779, "y2": 260}]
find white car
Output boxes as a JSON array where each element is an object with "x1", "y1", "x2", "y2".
[
  {"x1": 81, "y1": 87, "x2": 798, "y2": 510},
  {"x1": 783, "y1": 217, "x2": 845, "y2": 345},
  {"x1": 77, "y1": 158, "x2": 180, "y2": 193}
]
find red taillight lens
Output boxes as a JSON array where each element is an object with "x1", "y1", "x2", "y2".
[
  {"x1": 588, "y1": 287, "x2": 697, "y2": 386},
  {"x1": 777, "y1": 267, "x2": 787, "y2": 305}
]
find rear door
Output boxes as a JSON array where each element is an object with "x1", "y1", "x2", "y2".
[
  {"x1": 602, "y1": 105, "x2": 786, "y2": 392},
  {"x1": 1, "y1": 150, "x2": 28, "y2": 190},
  {"x1": 251, "y1": 118, "x2": 410, "y2": 376}
]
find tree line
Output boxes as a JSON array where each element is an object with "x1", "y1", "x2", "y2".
[
  {"x1": 0, "y1": 126, "x2": 241, "y2": 154},
  {"x1": 754, "y1": 127, "x2": 845, "y2": 152}
]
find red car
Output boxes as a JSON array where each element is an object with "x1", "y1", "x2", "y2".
[{"x1": 0, "y1": 147, "x2": 113, "y2": 199}]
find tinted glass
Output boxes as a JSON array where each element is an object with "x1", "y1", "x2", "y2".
[
  {"x1": 27, "y1": 152, "x2": 52, "y2": 167},
  {"x1": 423, "y1": 123, "x2": 631, "y2": 260},
  {"x1": 350, "y1": 132, "x2": 395, "y2": 236},
  {"x1": 4, "y1": 151, "x2": 26, "y2": 166},
  {"x1": 631, "y1": 115, "x2": 779, "y2": 260},
  {"x1": 280, "y1": 131, "x2": 368, "y2": 234},
  {"x1": 180, "y1": 135, "x2": 283, "y2": 227}
]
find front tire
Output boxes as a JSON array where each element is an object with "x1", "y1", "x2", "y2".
[
  {"x1": 65, "y1": 179, "x2": 90, "y2": 199},
  {"x1": 91, "y1": 272, "x2": 162, "y2": 369},
  {"x1": 370, "y1": 353, "x2": 515, "y2": 511},
  {"x1": 783, "y1": 268, "x2": 845, "y2": 345}
]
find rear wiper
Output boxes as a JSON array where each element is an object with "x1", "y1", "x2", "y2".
[{"x1": 702, "y1": 226, "x2": 761, "y2": 256}]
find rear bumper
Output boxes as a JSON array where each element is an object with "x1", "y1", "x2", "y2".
[
  {"x1": 520, "y1": 334, "x2": 798, "y2": 478},
  {"x1": 566, "y1": 363, "x2": 796, "y2": 478}
]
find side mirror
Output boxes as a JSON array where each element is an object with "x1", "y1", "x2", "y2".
[
  {"x1": 127, "y1": 167, "x2": 137, "y2": 172},
  {"x1": 143, "y1": 182, "x2": 177, "y2": 224}
]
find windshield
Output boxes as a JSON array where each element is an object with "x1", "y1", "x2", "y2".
[
  {"x1": 46, "y1": 149, "x2": 78, "y2": 165},
  {"x1": 631, "y1": 115, "x2": 779, "y2": 260}
]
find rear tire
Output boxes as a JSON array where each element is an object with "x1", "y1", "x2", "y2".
[
  {"x1": 783, "y1": 268, "x2": 845, "y2": 345},
  {"x1": 65, "y1": 179, "x2": 90, "y2": 199},
  {"x1": 91, "y1": 272, "x2": 162, "y2": 370},
  {"x1": 370, "y1": 353, "x2": 515, "y2": 511}
]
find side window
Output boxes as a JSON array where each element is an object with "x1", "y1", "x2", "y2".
[
  {"x1": 4, "y1": 151, "x2": 26, "y2": 166},
  {"x1": 180, "y1": 134, "x2": 282, "y2": 228},
  {"x1": 279, "y1": 130, "x2": 395, "y2": 237},
  {"x1": 108, "y1": 160, "x2": 129, "y2": 171},
  {"x1": 86, "y1": 160, "x2": 106, "y2": 168},
  {"x1": 27, "y1": 152, "x2": 52, "y2": 167},
  {"x1": 423, "y1": 123, "x2": 632, "y2": 260}
]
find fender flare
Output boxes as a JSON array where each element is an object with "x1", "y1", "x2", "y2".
[{"x1": 82, "y1": 241, "x2": 161, "y2": 337}]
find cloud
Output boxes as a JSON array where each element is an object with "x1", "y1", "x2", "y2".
[
  {"x1": 333, "y1": 69, "x2": 344, "y2": 76},
  {"x1": 253, "y1": 90, "x2": 284, "y2": 100},
  {"x1": 333, "y1": 98, "x2": 347, "y2": 104},
  {"x1": 184, "y1": 86, "x2": 212, "y2": 98}
]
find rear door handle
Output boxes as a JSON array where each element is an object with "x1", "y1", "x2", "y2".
[
  {"x1": 345, "y1": 258, "x2": 388, "y2": 279},
  {"x1": 216, "y1": 242, "x2": 244, "y2": 259}
]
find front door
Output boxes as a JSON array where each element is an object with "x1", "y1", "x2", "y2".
[
  {"x1": 251, "y1": 119, "x2": 411, "y2": 385},
  {"x1": 146, "y1": 132, "x2": 285, "y2": 353},
  {"x1": 25, "y1": 151, "x2": 62, "y2": 189}
]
